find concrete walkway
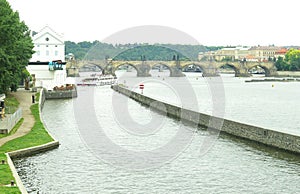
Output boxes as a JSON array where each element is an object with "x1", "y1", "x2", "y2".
[{"x1": 0, "y1": 89, "x2": 35, "y2": 147}]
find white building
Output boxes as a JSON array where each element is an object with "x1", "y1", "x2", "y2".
[
  {"x1": 30, "y1": 26, "x2": 65, "y2": 62},
  {"x1": 27, "y1": 26, "x2": 67, "y2": 89},
  {"x1": 213, "y1": 46, "x2": 251, "y2": 61}
]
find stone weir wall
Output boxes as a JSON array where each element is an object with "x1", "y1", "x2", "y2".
[
  {"x1": 112, "y1": 85, "x2": 300, "y2": 154},
  {"x1": 43, "y1": 87, "x2": 77, "y2": 99}
]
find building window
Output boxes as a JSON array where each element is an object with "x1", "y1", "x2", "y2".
[
  {"x1": 46, "y1": 50, "x2": 49, "y2": 56},
  {"x1": 55, "y1": 51, "x2": 58, "y2": 56},
  {"x1": 37, "y1": 51, "x2": 40, "y2": 56},
  {"x1": 55, "y1": 45, "x2": 58, "y2": 47},
  {"x1": 46, "y1": 45, "x2": 49, "y2": 47}
]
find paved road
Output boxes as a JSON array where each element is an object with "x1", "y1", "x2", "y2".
[{"x1": 0, "y1": 89, "x2": 36, "y2": 147}]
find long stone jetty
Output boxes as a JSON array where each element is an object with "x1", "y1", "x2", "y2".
[{"x1": 112, "y1": 85, "x2": 300, "y2": 155}]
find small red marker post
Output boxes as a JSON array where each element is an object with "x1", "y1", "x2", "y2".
[{"x1": 139, "y1": 84, "x2": 144, "y2": 94}]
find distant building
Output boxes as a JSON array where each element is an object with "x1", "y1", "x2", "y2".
[
  {"x1": 65, "y1": 53, "x2": 75, "y2": 61},
  {"x1": 248, "y1": 46, "x2": 281, "y2": 61},
  {"x1": 275, "y1": 48, "x2": 288, "y2": 59},
  {"x1": 200, "y1": 46, "x2": 251, "y2": 61},
  {"x1": 214, "y1": 47, "x2": 236, "y2": 61},
  {"x1": 198, "y1": 52, "x2": 205, "y2": 61},
  {"x1": 199, "y1": 45, "x2": 287, "y2": 62},
  {"x1": 27, "y1": 26, "x2": 66, "y2": 89}
]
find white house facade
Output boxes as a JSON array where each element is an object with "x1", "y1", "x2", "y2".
[
  {"x1": 30, "y1": 26, "x2": 65, "y2": 62},
  {"x1": 27, "y1": 26, "x2": 66, "y2": 89}
]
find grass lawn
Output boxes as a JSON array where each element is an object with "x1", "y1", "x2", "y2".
[{"x1": 0, "y1": 92, "x2": 54, "y2": 193}]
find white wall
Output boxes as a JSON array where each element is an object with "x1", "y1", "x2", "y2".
[
  {"x1": 31, "y1": 44, "x2": 65, "y2": 62},
  {"x1": 26, "y1": 64, "x2": 66, "y2": 90},
  {"x1": 30, "y1": 26, "x2": 65, "y2": 62}
]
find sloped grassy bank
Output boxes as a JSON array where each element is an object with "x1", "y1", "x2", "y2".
[{"x1": 0, "y1": 92, "x2": 58, "y2": 194}]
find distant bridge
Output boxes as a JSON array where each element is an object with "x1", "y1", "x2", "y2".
[{"x1": 72, "y1": 59, "x2": 277, "y2": 77}]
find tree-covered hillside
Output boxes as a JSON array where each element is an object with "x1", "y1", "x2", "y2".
[
  {"x1": 113, "y1": 45, "x2": 190, "y2": 61},
  {"x1": 65, "y1": 41, "x2": 222, "y2": 61}
]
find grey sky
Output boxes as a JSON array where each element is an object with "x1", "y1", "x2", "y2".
[{"x1": 7, "y1": 0, "x2": 300, "y2": 46}]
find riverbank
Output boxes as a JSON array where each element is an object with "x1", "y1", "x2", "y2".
[
  {"x1": 245, "y1": 77, "x2": 300, "y2": 83},
  {"x1": 0, "y1": 89, "x2": 59, "y2": 194},
  {"x1": 277, "y1": 71, "x2": 300, "y2": 77},
  {"x1": 112, "y1": 85, "x2": 300, "y2": 155}
]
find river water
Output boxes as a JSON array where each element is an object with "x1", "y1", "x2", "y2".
[{"x1": 14, "y1": 71, "x2": 300, "y2": 193}]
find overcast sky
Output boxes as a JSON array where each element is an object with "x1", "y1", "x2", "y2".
[{"x1": 7, "y1": 0, "x2": 300, "y2": 46}]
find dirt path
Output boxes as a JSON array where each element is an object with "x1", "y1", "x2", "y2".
[{"x1": 0, "y1": 89, "x2": 35, "y2": 147}]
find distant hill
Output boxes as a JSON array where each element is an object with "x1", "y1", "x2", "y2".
[{"x1": 65, "y1": 41, "x2": 223, "y2": 61}]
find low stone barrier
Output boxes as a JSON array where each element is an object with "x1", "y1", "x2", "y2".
[
  {"x1": 5, "y1": 153, "x2": 28, "y2": 194},
  {"x1": 7, "y1": 141, "x2": 59, "y2": 159},
  {"x1": 112, "y1": 85, "x2": 300, "y2": 154},
  {"x1": 43, "y1": 87, "x2": 77, "y2": 99},
  {"x1": 5, "y1": 140, "x2": 59, "y2": 194}
]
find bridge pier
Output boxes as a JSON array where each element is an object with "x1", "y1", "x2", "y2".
[
  {"x1": 266, "y1": 68, "x2": 278, "y2": 77},
  {"x1": 104, "y1": 65, "x2": 114, "y2": 76},
  {"x1": 202, "y1": 67, "x2": 219, "y2": 77},
  {"x1": 234, "y1": 61, "x2": 251, "y2": 77},
  {"x1": 235, "y1": 68, "x2": 251, "y2": 77},
  {"x1": 170, "y1": 67, "x2": 185, "y2": 77},
  {"x1": 136, "y1": 64, "x2": 151, "y2": 77},
  {"x1": 137, "y1": 72, "x2": 151, "y2": 77}
]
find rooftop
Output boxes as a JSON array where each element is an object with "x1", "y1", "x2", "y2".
[{"x1": 249, "y1": 46, "x2": 282, "y2": 50}]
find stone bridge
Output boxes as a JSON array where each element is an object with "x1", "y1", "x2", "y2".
[{"x1": 74, "y1": 59, "x2": 277, "y2": 77}]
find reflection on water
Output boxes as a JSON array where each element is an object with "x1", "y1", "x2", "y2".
[{"x1": 14, "y1": 72, "x2": 300, "y2": 193}]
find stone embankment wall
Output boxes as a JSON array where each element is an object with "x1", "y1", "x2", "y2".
[
  {"x1": 112, "y1": 85, "x2": 300, "y2": 154},
  {"x1": 8, "y1": 141, "x2": 59, "y2": 159}
]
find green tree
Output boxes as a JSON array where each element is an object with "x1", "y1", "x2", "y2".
[
  {"x1": 0, "y1": 0, "x2": 34, "y2": 93},
  {"x1": 285, "y1": 48, "x2": 300, "y2": 71},
  {"x1": 275, "y1": 56, "x2": 287, "y2": 70}
]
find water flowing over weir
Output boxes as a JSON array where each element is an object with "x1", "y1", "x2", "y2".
[{"x1": 14, "y1": 73, "x2": 300, "y2": 193}]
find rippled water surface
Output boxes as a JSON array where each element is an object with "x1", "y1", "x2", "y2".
[{"x1": 14, "y1": 72, "x2": 300, "y2": 193}]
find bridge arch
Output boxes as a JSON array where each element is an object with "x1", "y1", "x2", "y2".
[
  {"x1": 217, "y1": 63, "x2": 239, "y2": 77},
  {"x1": 247, "y1": 65, "x2": 266, "y2": 76},
  {"x1": 79, "y1": 63, "x2": 103, "y2": 72},
  {"x1": 150, "y1": 63, "x2": 172, "y2": 76},
  {"x1": 112, "y1": 62, "x2": 139, "y2": 76},
  {"x1": 181, "y1": 62, "x2": 205, "y2": 73},
  {"x1": 247, "y1": 63, "x2": 271, "y2": 77}
]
